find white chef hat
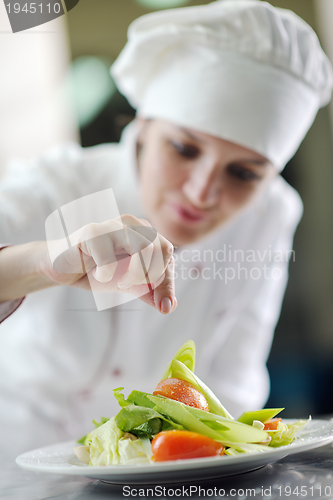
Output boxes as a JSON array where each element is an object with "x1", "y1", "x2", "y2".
[{"x1": 111, "y1": 0, "x2": 333, "y2": 170}]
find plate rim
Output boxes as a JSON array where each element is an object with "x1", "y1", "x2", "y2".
[{"x1": 15, "y1": 418, "x2": 333, "y2": 478}]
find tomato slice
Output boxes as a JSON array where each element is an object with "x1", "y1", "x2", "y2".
[
  {"x1": 151, "y1": 430, "x2": 225, "y2": 461},
  {"x1": 263, "y1": 418, "x2": 282, "y2": 430},
  {"x1": 153, "y1": 378, "x2": 209, "y2": 412}
]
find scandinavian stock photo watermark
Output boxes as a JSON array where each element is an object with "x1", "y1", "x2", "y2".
[{"x1": 173, "y1": 246, "x2": 295, "y2": 283}]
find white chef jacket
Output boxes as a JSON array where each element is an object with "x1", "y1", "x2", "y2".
[{"x1": 0, "y1": 123, "x2": 302, "y2": 457}]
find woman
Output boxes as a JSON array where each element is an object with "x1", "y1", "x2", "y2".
[{"x1": 0, "y1": 0, "x2": 332, "y2": 456}]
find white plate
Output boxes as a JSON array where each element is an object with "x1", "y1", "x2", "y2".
[{"x1": 16, "y1": 419, "x2": 333, "y2": 484}]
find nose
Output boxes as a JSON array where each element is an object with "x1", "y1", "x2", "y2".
[{"x1": 183, "y1": 160, "x2": 221, "y2": 208}]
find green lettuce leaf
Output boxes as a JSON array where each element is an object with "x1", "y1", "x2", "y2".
[
  {"x1": 77, "y1": 416, "x2": 110, "y2": 445},
  {"x1": 115, "y1": 404, "x2": 183, "y2": 439},
  {"x1": 147, "y1": 394, "x2": 268, "y2": 445},
  {"x1": 158, "y1": 340, "x2": 232, "y2": 418},
  {"x1": 126, "y1": 390, "x2": 156, "y2": 409},
  {"x1": 163, "y1": 359, "x2": 233, "y2": 419},
  {"x1": 237, "y1": 409, "x2": 284, "y2": 425},
  {"x1": 268, "y1": 418, "x2": 310, "y2": 447},
  {"x1": 86, "y1": 416, "x2": 124, "y2": 465},
  {"x1": 113, "y1": 387, "x2": 131, "y2": 408},
  {"x1": 161, "y1": 340, "x2": 233, "y2": 419},
  {"x1": 86, "y1": 417, "x2": 150, "y2": 465},
  {"x1": 118, "y1": 436, "x2": 150, "y2": 464},
  {"x1": 92, "y1": 416, "x2": 110, "y2": 428},
  {"x1": 160, "y1": 340, "x2": 196, "y2": 379}
]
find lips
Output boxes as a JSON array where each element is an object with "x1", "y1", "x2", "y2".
[{"x1": 170, "y1": 202, "x2": 210, "y2": 223}]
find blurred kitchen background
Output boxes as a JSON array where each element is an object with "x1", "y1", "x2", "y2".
[{"x1": 0, "y1": 0, "x2": 332, "y2": 418}]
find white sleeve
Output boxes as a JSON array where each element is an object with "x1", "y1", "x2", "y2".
[
  {"x1": 0, "y1": 142, "x2": 118, "y2": 322},
  {"x1": 0, "y1": 245, "x2": 25, "y2": 323},
  {"x1": 0, "y1": 142, "x2": 119, "y2": 245},
  {"x1": 197, "y1": 179, "x2": 303, "y2": 418},
  {"x1": 0, "y1": 298, "x2": 24, "y2": 324}
]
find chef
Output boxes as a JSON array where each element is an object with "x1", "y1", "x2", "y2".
[{"x1": 0, "y1": 0, "x2": 332, "y2": 457}]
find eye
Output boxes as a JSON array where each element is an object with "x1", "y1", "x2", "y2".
[
  {"x1": 227, "y1": 164, "x2": 261, "y2": 181},
  {"x1": 171, "y1": 141, "x2": 200, "y2": 159}
]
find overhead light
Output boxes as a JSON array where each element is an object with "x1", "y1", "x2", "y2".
[{"x1": 135, "y1": 0, "x2": 190, "y2": 10}]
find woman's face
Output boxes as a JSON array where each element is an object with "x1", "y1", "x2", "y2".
[{"x1": 137, "y1": 120, "x2": 276, "y2": 247}]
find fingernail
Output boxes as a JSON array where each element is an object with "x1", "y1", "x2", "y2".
[{"x1": 161, "y1": 297, "x2": 172, "y2": 314}]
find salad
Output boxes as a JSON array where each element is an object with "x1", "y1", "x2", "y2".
[{"x1": 74, "y1": 341, "x2": 308, "y2": 466}]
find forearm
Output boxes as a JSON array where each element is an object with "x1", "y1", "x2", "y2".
[{"x1": 0, "y1": 243, "x2": 57, "y2": 302}]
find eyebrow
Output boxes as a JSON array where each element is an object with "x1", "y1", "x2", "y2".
[{"x1": 179, "y1": 127, "x2": 206, "y2": 144}]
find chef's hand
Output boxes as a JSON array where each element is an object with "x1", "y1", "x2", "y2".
[{"x1": 41, "y1": 215, "x2": 176, "y2": 314}]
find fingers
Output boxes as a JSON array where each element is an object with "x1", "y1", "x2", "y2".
[
  {"x1": 55, "y1": 214, "x2": 177, "y2": 315},
  {"x1": 138, "y1": 219, "x2": 152, "y2": 227},
  {"x1": 143, "y1": 233, "x2": 173, "y2": 285},
  {"x1": 121, "y1": 215, "x2": 151, "y2": 228},
  {"x1": 89, "y1": 231, "x2": 118, "y2": 283},
  {"x1": 121, "y1": 215, "x2": 174, "y2": 287},
  {"x1": 151, "y1": 255, "x2": 177, "y2": 314},
  {"x1": 93, "y1": 261, "x2": 118, "y2": 283},
  {"x1": 137, "y1": 273, "x2": 165, "y2": 309},
  {"x1": 77, "y1": 224, "x2": 119, "y2": 283},
  {"x1": 118, "y1": 241, "x2": 154, "y2": 288},
  {"x1": 76, "y1": 218, "x2": 154, "y2": 285},
  {"x1": 117, "y1": 215, "x2": 172, "y2": 289}
]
